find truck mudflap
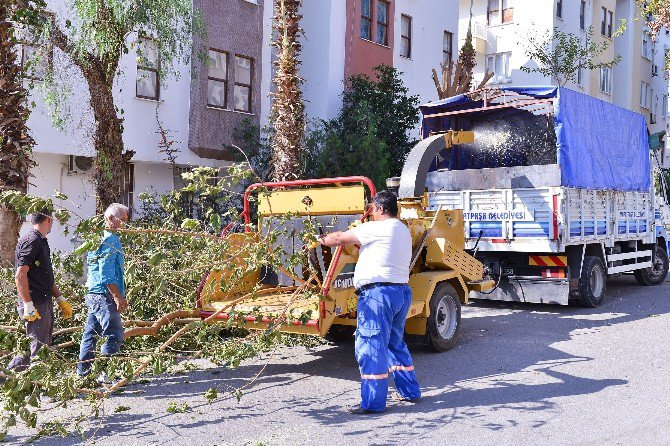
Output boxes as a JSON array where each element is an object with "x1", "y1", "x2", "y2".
[{"x1": 469, "y1": 276, "x2": 570, "y2": 305}]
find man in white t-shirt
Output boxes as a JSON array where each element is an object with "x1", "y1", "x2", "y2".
[{"x1": 318, "y1": 190, "x2": 421, "y2": 414}]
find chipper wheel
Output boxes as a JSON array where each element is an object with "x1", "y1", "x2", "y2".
[
  {"x1": 634, "y1": 245, "x2": 669, "y2": 286},
  {"x1": 427, "y1": 283, "x2": 461, "y2": 352}
]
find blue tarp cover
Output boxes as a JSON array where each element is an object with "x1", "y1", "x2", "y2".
[{"x1": 420, "y1": 86, "x2": 651, "y2": 192}]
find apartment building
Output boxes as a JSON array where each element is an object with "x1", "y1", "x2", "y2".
[
  {"x1": 19, "y1": 0, "x2": 263, "y2": 251},
  {"x1": 260, "y1": 0, "x2": 459, "y2": 130}
]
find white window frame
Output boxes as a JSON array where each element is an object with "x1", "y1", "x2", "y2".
[
  {"x1": 486, "y1": 52, "x2": 512, "y2": 83},
  {"x1": 599, "y1": 66, "x2": 612, "y2": 95},
  {"x1": 642, "y1": 32, "x2": 653, "y2": 60},
  {"x1": 487, "y1": 0, "x2": 513, "y2": 26},
  {"x1": 662, "y1": 94, "x2": 668, "y2": 118},
  {"x1": 577, "y1": 65, "x2": 584, "y2": 87},
  {"x1": 400, "y1": 14, "x2": 412, "y2": 59},
  {"x1": 640, "y1": 81, "x2": 651, "y2": 109}
]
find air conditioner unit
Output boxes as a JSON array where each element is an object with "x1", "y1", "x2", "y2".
[{"x1": 68, "y1": 155, "x2": 94, "y2": 174}]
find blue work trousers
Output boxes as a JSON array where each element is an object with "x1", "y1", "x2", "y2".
[
  {"x1": 355, "y1": 284, "x2": 421, "y2": 412},
  {"x1": 77, "y1": 293, "x2": 125, "y2": 376}
]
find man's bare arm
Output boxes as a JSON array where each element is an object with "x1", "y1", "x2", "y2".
[
  {"x1": 15, "y1": 265, "x2": 32, "y2": 303},
  {"x1": 318, "y1": 230, "x2": 360, "y2": 247},
  {"x1": 107, "y1": 284, "x2": 128, "y2": 313}
]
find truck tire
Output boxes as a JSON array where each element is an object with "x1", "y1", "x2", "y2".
[
  {"x1": 578, "y1": 256, "x2": 607, "y2": 307},
  {"x1": 427, "y1": 283, "x2": 461, "y2": 352},
  {"x1": 634, "y1": 245, "x2": 669, "y2": 286}
]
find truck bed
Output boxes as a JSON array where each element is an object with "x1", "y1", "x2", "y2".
[{"x1": 427, "y1": 169, "x2": 654, "y2": 252}]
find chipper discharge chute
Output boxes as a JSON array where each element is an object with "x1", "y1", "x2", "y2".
[{"x1": 196, "y1": 176, "x2": 494, "y2": 351}]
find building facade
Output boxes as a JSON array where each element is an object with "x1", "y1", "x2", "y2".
[{"x1": 20, "y1": 0, "x2": 670, "y2": 251}]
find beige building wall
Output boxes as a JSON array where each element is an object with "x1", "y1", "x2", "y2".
[{"x1": 587, "y1": 0, "x2": 617, "y2": 102}]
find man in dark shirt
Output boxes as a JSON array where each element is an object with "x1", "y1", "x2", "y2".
[{"x1": 8, "y1": 208, "x2": 72, "y2": 371}]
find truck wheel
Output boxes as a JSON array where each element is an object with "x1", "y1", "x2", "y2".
[
  {"x1": 427, "y1": 283, "x2": 461, "y2": 352},
  {"x1": 579, "y1": 256, "x2": 607, "y2": 307},
  {"x1": 634, "y1": 245, "x2": 669, "y2": 286}
]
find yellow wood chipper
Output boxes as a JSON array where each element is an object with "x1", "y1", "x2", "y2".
[{"x1": 196, "y1": 135, "x2": 494, "y2": 351}]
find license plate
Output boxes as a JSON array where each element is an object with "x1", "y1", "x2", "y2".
[{"x1": 502, "y1": 268, "x2": 515, "y2": 276}]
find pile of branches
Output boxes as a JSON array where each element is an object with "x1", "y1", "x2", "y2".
[{"x1": 0, "y1": 166, "x2": 325, "y2": 441}]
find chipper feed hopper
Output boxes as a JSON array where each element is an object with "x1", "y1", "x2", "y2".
[{"x1": 197, "y1": 171, "x2": 494, "y2": 351}]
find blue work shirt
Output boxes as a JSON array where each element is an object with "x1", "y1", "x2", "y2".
[{"x1": 86, "y1": 231, "x2": 125, "y2": 297}]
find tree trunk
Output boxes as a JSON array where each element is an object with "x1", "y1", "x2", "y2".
[
  {"x1": 84, "y1": 68, "x2": 125, "y2": 215},
  {"x1": 0, "y1": 0, "x2": 34, "y2": 263},
  {"x1": 0, "y1": 206, "x2": 21, "y2": 267},
  {"x1": 270, "y1": 0, "x2": 305, "y2": 182}
]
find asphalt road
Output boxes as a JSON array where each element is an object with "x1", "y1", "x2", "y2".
[{"x1": 7, "y1": 274, "x2": 670, "y2": 446}]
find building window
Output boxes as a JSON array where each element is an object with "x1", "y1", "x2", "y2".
[
  {"x1": 608, "y1": 10, "x2": 613, "y2": 38},
  {"x1": 207, "y1": 49, "x2": 228, "y2": 109},
  {"x1": 487, "y1": 0, "x2": 513, "y2": 26},
  {"x1": 663, "y1": 94, "x2": 668, "y2": 117},
  {"x1": 443, "y1": 31, "x2": 453, "y2": 63},
  {"x1": 601, "y1": 7, "x2": 607, "y2": 36},
  {"x1": 640, "y1": 81, "x2": 651, "y2": 109},
  {"x1": 486, "y1": 52, "x2": 512, "y2": 83},
  {"x1": 651, "y1": 92, "x2": 658, "y2": 123},
  {"x1": 577, "y1": 66, "x2": 584, "y2": 87},
  {"x1": 502, "y1": 0, "x2": 513, "y2": 23},
  {"x1": 642, "y1": 32, "x2": 653, "y2": 60},
  {"x1": 376, "y1": 0, "x2": 389, "y2": 46},
  {"x1": 556, "y1": 0, "x2": 562, "y2": 18},
  {"x1": 599, "y1": 66, "x2": 612, "y2": 95},
  {"x1": 136, "y1": 37, "x2": 160, "y2": 100},
  {"x1": 121, "y1": 163, "x2": 134, "y2": 217},
  {"x1": 233, "y1": 55, "x2": 252, "y2": 112},
  {"x1": 487, "y1": 0, "x2": 500, "y2": 26},
  {"x1": 360, "y1": 0, "x2": 372, "y2": 40},
  {"x1": 19, "y1": 43, "x2": 50, "y2": 81},
  {"x1": 400, "y1": 15, "x2": 412, "y2": 58},
  {"x1": 580, "y1": 1, "x2": 586, "y2": 30}
]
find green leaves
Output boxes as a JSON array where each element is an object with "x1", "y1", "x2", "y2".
[
  {"x1": 74, "y1": 240, "x2": 94, "y2": 255},
  {"x1": 520, "y1": 26, "x2": 621, "y2": 86},
  {"x1": 166, "y1": 402, "x2": 189, "y2": 413},
  {"x1": 180, "y1": 218, "x2": 200, "y2": 230},
  {"x1": 204, "y1": 387, "x2": 217, "y2": 403}
]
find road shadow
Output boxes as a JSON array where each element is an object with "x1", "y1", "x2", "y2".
[{"x1": 23, "y1": 275, "x2": 667, "y2": 445}]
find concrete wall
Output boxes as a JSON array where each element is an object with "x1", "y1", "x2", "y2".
[
  {"x1": 22, "y1": 153, "x2": 96, "y2": 253},
  {"x1": 394, "y1": 0, "x2": 459, "y2": 105},
  {"x1": 299, "y1": 0, "x2": 347, "y2": 122}
]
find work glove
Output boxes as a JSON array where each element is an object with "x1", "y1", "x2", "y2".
[
  {"x1": 22, "y1": 301, "x2": 41, "y2": 322},
  {"x1": 56, "y1": 295, "x2": 73, "y2": 320}
]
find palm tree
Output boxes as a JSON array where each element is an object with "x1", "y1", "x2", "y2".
[
  {"x1": 0, "y1": 0, "x2": 35, "y2": 266},
  {"x1": 270, "y1": 0, "x2": 305, "y2": 182}
]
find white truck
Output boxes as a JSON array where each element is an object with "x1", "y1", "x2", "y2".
[{"x1": 397, "y1": 86, "x2": 669, "y2": 307}]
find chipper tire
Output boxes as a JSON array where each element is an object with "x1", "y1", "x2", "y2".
[
  {"x1": 325, "y1": 325, "x2": 355, "y2": 343},
  {"x1": 427, "y1": 283, "x2": 461, "y2": 352},
  {"x1": 578, "y1": 256, "x2": 607, "y2": 308},
  {"x1": 634, "y1": 245, "x2": 669, "y2": 286}
]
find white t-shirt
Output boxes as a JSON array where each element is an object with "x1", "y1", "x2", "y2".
[{"x1": 351, "y1": 218, "x2": 412, "y2": 289}]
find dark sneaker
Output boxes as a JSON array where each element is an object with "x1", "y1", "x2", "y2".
[
  {"x1": 390, "y1": 391, "x2": 420, "y2": 403},
  {"x1": 347, "y1": 405, "x2": 380, "y2": 415}
]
